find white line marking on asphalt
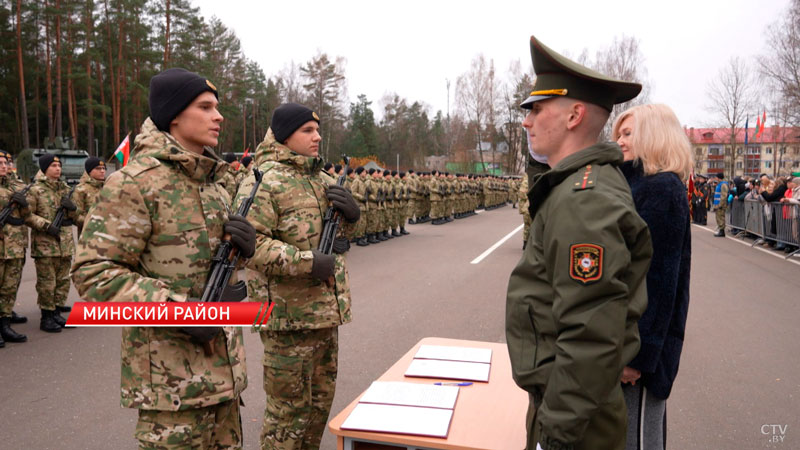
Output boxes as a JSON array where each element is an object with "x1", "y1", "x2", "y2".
[
  {"x1": 471, "y1": 224, "x2": 523, "y2": 264},
  {"x1": 691, "y1": 224, "x2": 800, "y2": 267}
]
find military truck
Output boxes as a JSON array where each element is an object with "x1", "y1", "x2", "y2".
[{"x1": 16, "y1": 137, "x2": 90, "y2": 185}]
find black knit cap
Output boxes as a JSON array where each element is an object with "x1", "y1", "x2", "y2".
[
  {"x1": 271, "y1": 103, "x2": 319, "y2": 144},
  {"x1": 39, "y1": 153, "x2": 59, "y2": 172},
  {"x1": 716, "y1": 172, "x2": 725, "y2": 179},
  {"x1": 85, "y1": 156, "x2": 105, "y2": 173},
  {"x1": 149, "y1": 68, "x2": 219, "y2": 132},
  {"x1": 224, "y1": 153, "x2": 236, "y2": 163},
  {"x1": 241, "y1": 156, "x2": 253, "y2": 167},
  {"x1": 355, "y1": 166, "x2": 365, "y2": 174}
]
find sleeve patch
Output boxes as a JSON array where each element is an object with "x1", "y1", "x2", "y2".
[{"x1": 569, "y1": 243, "x2": 603, "y2": 284}]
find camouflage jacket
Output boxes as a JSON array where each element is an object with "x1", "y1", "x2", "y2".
[
  {"x1": 350, "y1": 175, "x2": 367, "y2": 205},
  {"x1": 70, "y1": 118, "x2": 247, "y2": 411},
  {"x1": 217, "y1": 164, "x2": 239, "y2": 201},
  {"x1": 0, "y1": 175, "x2": 31, "y2": 259},
  {"x1": 518, "y1": 175, "x2": 530, "y2": 217},
  {"x1": 73, "y1": 172, "x2": 104, "y2": 233},
  {"x1": 237, "y1": 128, "x2": 355, "y2": 331},
  {"x1": 25, "y1": 171, "x2": 75, "y2": 258}
]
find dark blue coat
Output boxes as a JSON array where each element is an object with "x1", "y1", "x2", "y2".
[{"x1": 620, "y1": 161, "x2": 691, "y2": 399}]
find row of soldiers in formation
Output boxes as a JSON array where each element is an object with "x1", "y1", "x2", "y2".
[
  {"x1": 0, "y1": 152, "x2": 106, "y2": 346},
  {"x1": 314, "y1": 163, "x2": 521, "y2": 246}
]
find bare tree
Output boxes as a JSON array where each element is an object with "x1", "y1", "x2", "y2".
[
  {"x1": 759, "y1": 0, "x2": 800, "y2": 126},
  {"x1": 592, "y1": 35, "x2": 651, "y2": 138},
  {"x1": 499, "y1": 59, "x2": 532, "y2": 174},
  {"x1": 456, "y1": 54, "x2": 497, "y2": 172},
  {"x1": 706, "y1": 56, "x2": 757, "y2": 176}
]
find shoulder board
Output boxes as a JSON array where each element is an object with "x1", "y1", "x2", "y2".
[
  {"x1": 572, "y1": 164, "x2": 597, "y2": 191},
  {"x1": 123, "y1": 156, "x2": 161, "y2": 178}
]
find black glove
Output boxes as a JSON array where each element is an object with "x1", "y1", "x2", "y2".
[
  {"x1": 181, "y1": 297, "x2": 221, "y2": 343},
  {"x1": 11, "y1": 192, "x2": 28, "y2": 209},
  {"x1": 332, "y1": 237, "x2": 350, "y2": 254},
  {"x1": 310, "y1": 249, "x2": 335, "y2": 281},
  {"x1": 60, "y1": 196, "x2": 77, "y2": 211},
  {"x1": 46, "y1": 223, "x2": 60, "y2": 237},
  {"x1": 326, "y1": 184, "x2": 360, "y2": 223},
  {"x1": 224, "y1": 214, "x2": 256, "y2": 258}
]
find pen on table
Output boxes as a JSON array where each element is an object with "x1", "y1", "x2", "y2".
[{"x1": 433, "y1": 382, "x2": 473, "y2": 386}]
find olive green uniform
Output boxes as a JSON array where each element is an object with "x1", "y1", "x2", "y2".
[{"x1": 506, "y1": 143, "x2": 652, "y2": 450}]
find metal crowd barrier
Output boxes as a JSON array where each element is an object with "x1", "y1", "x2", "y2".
[{"x1": 726, "y1": 199, "x2": 799, "y2": 259}]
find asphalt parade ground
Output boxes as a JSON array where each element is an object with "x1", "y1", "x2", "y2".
[{"x1": 0, "y1": 206, "x2": 798, "y2": 449}]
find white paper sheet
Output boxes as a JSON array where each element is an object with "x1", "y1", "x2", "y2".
[
  {"x1": 414, "y1": 345, "x2": 493, "y2": 364},
  {"x1": 341, "y1": 403, "x2": 454, "y2": 438},
  {"x1": 359, "y1": 381, "x2": 459, "y2": 409},
  {"x1": 404, "y1": 358, "x2": 491, "y2": 382}
]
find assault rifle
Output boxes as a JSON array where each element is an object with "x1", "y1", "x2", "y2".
[
  {"x1": 0, "y1": 183, "x2": 33, "y2": 227},
  {"x1": 196, "y1": 168, "x2": 263, "y2": 356},
  {"x1": 318, "y1": 155, "x2": 350, "y2": 257},
  {"x1": 47, "y1": 184, "x2": 77, "y2": 236}
]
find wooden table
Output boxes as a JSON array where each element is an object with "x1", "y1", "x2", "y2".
[{"x1": 328, "y1": 337, "x2": 528, "y2": 450}]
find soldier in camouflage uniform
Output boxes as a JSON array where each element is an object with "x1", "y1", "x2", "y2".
[
  {"x1": 351, "y1": 167, "x2": 370, "y2": 246},
  {"x1": 218, "y1": 153, "x2": 240, "y2": 200},
  {"x1": 0, "y1": 151, "x2": 31, "y2": 346},
  {"x1": 236, "y1": 155, "x2": 254, "y2": 188},
  {"x1": 73, "y1": 157, "x2": 106, "y2": 235},
  {"x1": 71, "y1": 68, "x2": 255, "y2": 449},
  {"x1": 518, "y1": 175, "x2": 531, "y2": 249},
  {"x1": 236, "y1": 103, "x2": 359, "y2": 450},
  {"x1": 25, "y1": 153, "x2": 77, "y2": 332},
  {"x1": 366, "y1": 169, "x2": 381, "y2": 243}
]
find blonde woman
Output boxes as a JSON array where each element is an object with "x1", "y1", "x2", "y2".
[{"x1": 613, "y1": 104, "x2": 693, "y2": 450}]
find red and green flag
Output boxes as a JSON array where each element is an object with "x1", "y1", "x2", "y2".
[
  {"x1": 756, "y1": 110, "x2": 767, "y2": 139},
  {"x1": 112, "y1": 134, "x2": 131, "y2": 166}
]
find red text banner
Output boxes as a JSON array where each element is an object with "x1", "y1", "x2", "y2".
[{"x1": 65, "y1": 302, "x2": 274, "y2": 327}]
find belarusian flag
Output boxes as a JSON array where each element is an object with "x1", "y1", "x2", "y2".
[
  {"x1": 113, "y1": 134, "x2": 131, "y2": 166},
  {"x1": 241, "y1": 148, "x2": 250, "y2": 160}
]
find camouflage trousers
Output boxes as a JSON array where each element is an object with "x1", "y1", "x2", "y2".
[
  {"x1": 356, "y1": 204, "x2": 368, "y2": 237},
  {"x1": 430, "y1": 200, "x2": 443, "y2": 219},
  {"x1": 522, "y1": 213, "x2": 532, "y2": 243},
  {"x1": 716, "y1": 207, "x2": 727, "y2": 232},
  {"x1": 0, "y1": 258, "x2": 24, "y2": 317},
  {"x1": 259, "y1": 327, "x2": 338, "y2": 450},
  {"x1": 35, "y1": 256, "x2": 72, "y2": 311},
  {"x1": 135, "y1": 399, "x2": 242, "y2": 449}
]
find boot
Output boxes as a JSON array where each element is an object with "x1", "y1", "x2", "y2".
[
  {"x1": 40, "y1": 310, "x2": 62, "y2": 333},
  {"x1": 56, "y1": 305, "x2": 71, "y2": 313},
  {"x1": 357, "y1": 237, "x2": 369, "y2": 246},
  {"x1": 392, "y1": 228, "x2": 401, "y2": 237},
  {"x1": 52, "y1": 310, "x2": 68, "y2": 328},
  {"x1": 384, "y1": 231, "x2": 394, "y2": 239},
  {"x1": 400, "y1": 226, "x2": 409, "y2": 235},
  {"x1": 714, "y1": 230, "x2": 725, "y2": 237},
  {"x1": 377, "y1": 232, "x2": 388, "y2": 241},
  {"x1": 0, "y1": 317, "x2": 27, "y2": 343},
  {"x1": 11, "y1": 311, "x2": 27, "y2": 324},
  {"x1": 432, "y1": 218, "x2": 445, "y2": 225},
  {"x1": 408, "y1": 218, "x2": 416, "y2": 224},
  {"x1": 0, "y1": 332, "x2": 4, "y2": 348},
  {"x1": 368, "y1": 233, "x2": 380, "y2": 244},
  {"x1": 523, "y1": 240, "x2": 527, "y2": 250},
  {"x1": 445, "y1": 216, "x2": 454, "y2": 222}
]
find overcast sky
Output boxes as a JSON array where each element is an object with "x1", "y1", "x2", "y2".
[{"x1": 192, "y1": 0, "x2": 788, "y2": 127}]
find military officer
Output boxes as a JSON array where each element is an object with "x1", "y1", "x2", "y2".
[
  {"x1": 237, "y1": 103, "x2": 359, "y2": 450},
  {"x1": 71, "y1": 68, "x2": 255, "y2": 449},
  {"x1": 25, "y1": 153, "x2": 77, "y2": 331},
  {"x1": 73, "y1": 156, "x2": 106, "y2": 235},
  {"x1": 0, "y1": 151, "x2": 31, "y2": 345},
  {"x1": 506, "y1": 36, "x2": 653, "y2": 450}
]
